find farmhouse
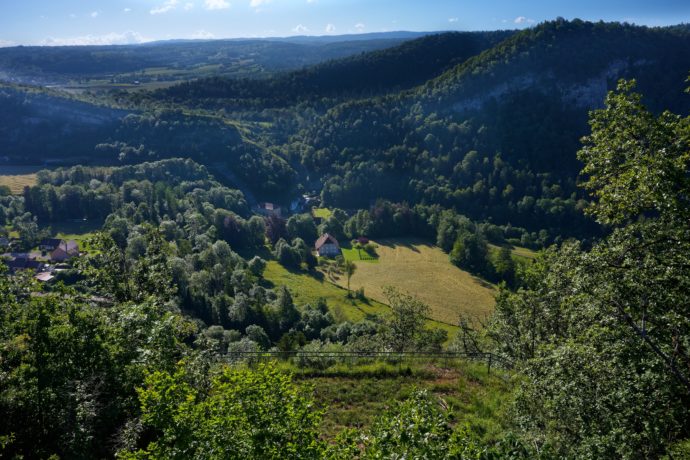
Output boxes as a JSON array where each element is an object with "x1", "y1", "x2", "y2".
[
  {"x1": 315, "y1": 233, "x2": 341, "y2": 257},
  {"x1": 51, "y1": 240, "x2": 79, "y2": 262},
  {"x1": 40, "y1": 238, "x2": 63, "y2": 251}
]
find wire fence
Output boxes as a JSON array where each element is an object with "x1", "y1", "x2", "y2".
[{"x1": 225, "y1": 350, "x2": 511, "y2": 374}]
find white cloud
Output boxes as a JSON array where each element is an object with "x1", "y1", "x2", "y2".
[
  {"x1": 191, "y1": 29, "x2": 215, "y2": 39},
  {"x1": 41, "y1": 31, "x2": 151, "y2": 46},
  {"x1": 292, "y1": 24, "x2": 309, "y2": 33},
  {"x1": 354, "y1": 22, "x2": 365, "y2": 32},
  {"x1": 204, "y1": 0, "x2": 230, "y2": 10},
  {"x1": 151, "y1": 0, "x2": 179, "y2": 14},
  {"x1": 325, "y1": 23, "x2": 336, "y2": 33},
  {"x1": 124, "y1": 8, "x2": 132, "y2": 13},
  {"x1": 69, "y1": 13, "x2": 77, "y2": 18},
  {"x1": 448, "y1": 17, "x2": 458, "y2": 23},
  {"x1": 514, "y1": 16, "x2": 535, "y2": 25},
  {"x1": 184, "y1": 2, "x2": 195, "y2": 10},
  {"x1": 250, "y1": 0, "x2": 268, "y2": 7},
  {"x1": 0, "y1": 39, "x2": 15, "y2": 48},
  {"x1": 307, "y1": 0, "x2": 316, "y2": 3},
  {"x1": 90, "y1": 11, "x2": 99, "y2": 18}
]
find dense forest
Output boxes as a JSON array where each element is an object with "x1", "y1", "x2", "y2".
[{"x1": 1, "y1": 17, "x2": 690, "y2": 458}]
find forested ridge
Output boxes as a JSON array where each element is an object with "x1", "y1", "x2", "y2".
[{"x1": 1, "y1": 17, "x2": 690, "y2": 458}]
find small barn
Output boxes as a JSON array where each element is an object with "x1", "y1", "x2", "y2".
[{"x1": 315, "y1": 233, "x2": 341, "y2": 257}]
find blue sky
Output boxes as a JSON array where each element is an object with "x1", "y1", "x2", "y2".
[{"x1": 0, "y1": 0, "x2": 689, "y2": 46}]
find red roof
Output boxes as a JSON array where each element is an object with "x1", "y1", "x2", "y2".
[{"x1": 315, "y1": 233, "x2": 339, "y2": 250}]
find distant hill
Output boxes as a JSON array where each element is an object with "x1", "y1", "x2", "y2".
[
  {"x1": 292, "y1": 20, "x2": 690, "y2": 234},
  {"x1": 155, "y1": 31, "x2": 516, "y2": 106},
  {"x1": 0, "y1": 33, "x2": 429, "y2": 86},
  {"x1": 2, "y1": 20, "x2": 690, "y2": 238},
  {"x1": 416, "y1": 19, "x2": 690, "y2": 114}
]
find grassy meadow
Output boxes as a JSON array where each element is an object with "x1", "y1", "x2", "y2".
[
  {"x1": 286, "y1": 360, "x2": 513, "y2": 441},
  {"x1": 312, "y1": 207, "x2": 333, "y2": 220},
  {"x1": 332, "y1": 238, "x2": 497, "y2": 326},
  {"x1": 262, "y1": 260, "x2": 458, "y2": 336},
  {"x1": 0, "y1": 165, "x2": 42, "y2": 194}
]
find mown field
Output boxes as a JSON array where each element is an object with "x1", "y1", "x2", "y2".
[
  {"x1": 334, "y1": 238, "x2": 497, "y2": 326},
  {"x1": 0, "y1": 166, "x2": 41, "y2": 194},
  {"x1": 262, "y1": 260, "x2": 457, "y2": 336}
]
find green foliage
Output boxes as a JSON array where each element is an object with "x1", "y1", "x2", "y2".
[
  {"x1": 486, "y1": 82, "x2": 690, "y2": 457},
  {"x1": 384, "y1": 287, "x2": 431, "y2": 352},
  {"x1": 121, "y1": 364, "x2": 326, "y2": 459},
  {"x1": 343, "y1": 259, "x2": 356, "y2": 294},
  {"x1": 328, "y1": 390, "x2": 486, "y2": 459},
  {"x1": 0, "y1": 269, "x2": 194, "y2": 458},
  {"x1": 579, "y1": 79, "x2": 690, "y2": 225},
  {"x1": 450, "y1": 231, "x2": 491, "y2": 276}
]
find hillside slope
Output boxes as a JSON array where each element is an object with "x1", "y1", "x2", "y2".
[
  {"x1": 294, "y1": 20, "x2": 690, "y2": 236},
  {"x1": 156, "y1": 31, "x2": 515, "y2": 105}
]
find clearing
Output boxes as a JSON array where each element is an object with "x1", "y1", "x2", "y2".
[
  {"x1": 286, "y1": 360, "x2": 512, "y2": 441},
  {"x1": 0, "y1": 165, "x2": 42, "y2": 194},
  {"x1": 262, "y1": 260, "x2": 457, "y2": 336},
  {"x1": 331, "y1": 237, "x2": 497, "y2": 326},
  {"x1": 312, "y1": 208, "x2": 332, "y2": 220}
]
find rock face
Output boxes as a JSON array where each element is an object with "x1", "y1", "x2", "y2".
[{"x1": 450, "y1": 59, "x2": 652, "y2": 114}]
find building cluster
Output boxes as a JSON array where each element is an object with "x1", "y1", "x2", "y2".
[{"x1": 1, "y1": 238, "x2": 80, "y2": 282}]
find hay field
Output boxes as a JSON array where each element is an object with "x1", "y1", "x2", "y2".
[
  {"x1": 0, "y1": 166, "x2": 41, "y2": 194},
  {"x1": 263, "y1": 260, "x2": 457, "y2": 336},
  {"x1": 332, "y1": 238, "x2": 496, "y2": 326}
]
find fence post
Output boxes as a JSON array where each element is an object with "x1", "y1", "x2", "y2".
[{"x1": 487, "y1": 354, "x2": 492, "y2": 375}]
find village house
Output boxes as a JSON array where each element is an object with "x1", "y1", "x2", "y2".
[
  {"x1": 51, "y1": 240, "x2": 79, "y2": 262},
  {"x1": 315, "y1": 233, "x2": 341, "y2": 257},
  {"x1": 40, "y1": 238, "x2": 63, "y2": 251},
  {"x1": 255, "y1": 202, "x2": 282, "y2": 218},
  {"x1": 7, "y1": 257, "x2": 45, "y2": 274}
]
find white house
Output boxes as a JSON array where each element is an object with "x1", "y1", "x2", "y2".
[{"x1": 315, "y1": 233, "x2": 341, "y2": 257}]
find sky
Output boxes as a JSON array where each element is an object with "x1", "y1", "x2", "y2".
[{"x1": 0, "y1": 0, "x2": 689, "y2": 47}]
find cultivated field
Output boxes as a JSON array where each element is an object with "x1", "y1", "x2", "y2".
[
  {"x1": 332, "y1": 237, "x2": 497, "y2": 326},
  {"x1": 0, "y1": 165, "x2": 42, "y2": 194}
]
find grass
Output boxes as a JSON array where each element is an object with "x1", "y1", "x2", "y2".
[
  {"x1": 312, "y1": 208, "x2": 333, "y2": 220},
  {"x1": 44, "y1": 220, "x2": 103, "y2": 252},
  {"x1": 263, "y1": 260, "x2": 457, "y2": 336},
  {"x1": 285, "y1": 360, "x2": 513, "y2": 441},
  {"x1": 331, "y1": 238, "x2": 496, "y2": 326},
  {"x1": 341, "y1": 246, "x2": 379, "y2": 263},
  {"x1": 263, "y1": 260, "x2": 389, "y2": 322},
  {"x1": 488, "y1": 244, "x2": 538, "y2": 265},
  {"x1": 0, "y1": 172, "x2": 36, "y2": 195}
]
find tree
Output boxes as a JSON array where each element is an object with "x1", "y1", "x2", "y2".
[
  {"x1": 328, "y1": 390, "x2": 486, "y2": 459},
  {"x1": 383, "y1": 287, "x2": 430, "y2": 352},
  {"x1": 486, "y1": 81, "x2": 690, "y2": 457},
  {"x1": 492, "y1": 245, "x2": 516, "y2": 286},
  {"x1": 120, "y1": 364, "x2": 326, "y2": 460},
  {"x1": 343, "y1": 259, "x2": 357, "y2": 295},
  {"x1": 450, "y1": 231, "x2": 490, "y2": 276}
]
